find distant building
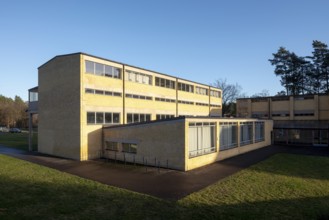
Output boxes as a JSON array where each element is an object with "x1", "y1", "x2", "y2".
[
  {"x1": 237, "y1": 95, "x2": 329, "y2": 147},
  {"x1": 28, "y1": 53, "x2": 273, "y2": 171}
]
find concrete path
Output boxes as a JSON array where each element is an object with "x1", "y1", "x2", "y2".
[{"x1": 0, "y1": 144, "x2": 328, "y2": 200}]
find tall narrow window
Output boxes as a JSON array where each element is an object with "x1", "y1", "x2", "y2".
[
  {"x1": 87, "y1": 112, "x2": 95, "y2": 124},
  {"x1": 96, "y1": 112, "x2": 104, "y2": 124},
  {"x1": 95, "y1": 63, "x2": 104, "y2": 76},
  {"x1": 188, "y1": 122, "x2": 216, "y2": 158},
  {"x1": 240, "y1": 122, "x2": 253, "y2": 146},
  {"x1": 85, "y1": 61, "x2": 94, "y2": 73},
  {"x1": 219, "y1": 122, "x2": 237, "y2": 150}
]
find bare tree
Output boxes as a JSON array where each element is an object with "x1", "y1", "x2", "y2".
[
  {"x1": 211, "y1": 78, "x2": 243, "y2": 116},
  {"x1": 251, "y1": 89, "x2": 270, "y2": 98}
]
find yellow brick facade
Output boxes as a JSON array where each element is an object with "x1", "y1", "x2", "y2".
[
  {"x1": 38, "y1": 53, "x2": 222, "y2": 161},
  {"x1": 237, "y1": 95, "x2": 329, "y2": 121}
]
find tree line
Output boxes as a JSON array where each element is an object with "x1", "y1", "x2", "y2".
[
  {"x1": 269, "y1": 40, "x2": 329, "y2": 95},
  {"x1": 0, "y1": 95, "x2": 28, "y2": 128}
]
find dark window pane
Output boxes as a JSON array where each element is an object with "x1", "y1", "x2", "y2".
[
  {"x1": 113, "y1": 113, "x2": 120, "y2": 123},
  {"x1": 127, "y1": 114, "x2": 133, "y2": 124},
  {"x1": 106, "y1": 141, "x2": 118, "y2": 151},
  {"x1": 140, "y1": 114, "x2": 146, "y2": 122},
  {"x1": 134, "y1": 114, "x2": 139, "y2": 123},
  {"x1": 104, "y1": 65, "x2": 113, "y2": 77},
  {"x1": 96, "y1": 112, "x2": 104, "y2": 124},
  {"x1": 122, "y1": 143, "x2": 130, "y2": 152},
  {"x1": 87, "y1": 112, "x2": 95, "y2": 124},
  {"x1": 146, "y1": 114, "x2": 151, "y2": 121},
  {"x1": 95, "y1": 90, "x2": 104, "y2": 95},
  {"x1": 85, "y1": 88, "x2": 94, "y2": 94},
  {"x1": 105, "y1": 113, "x2": 112, "y2": 123}
]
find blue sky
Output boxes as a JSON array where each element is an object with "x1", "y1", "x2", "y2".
[{"x1": 0, "y1": 0, "x2": 328, "y2": 101}]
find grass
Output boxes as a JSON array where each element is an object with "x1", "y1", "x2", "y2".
[
  {"x1": 0, "y1": 153, "x2": 329, "y2": 219},
  {"x1": 0, "y1": 132, "x2": 37, "y2": 151}
]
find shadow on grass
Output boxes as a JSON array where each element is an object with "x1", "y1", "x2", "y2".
[
  {"x1": 179, "y1": 195, "x2": 329, "y2": 220},
  {"x1": 1, "y1": 174, "x2": 328, "y2": 220},
  {"x1": 1, "y1": 154, "x2": 329, "y2": 219},
  {"x1": 0, "y1": 174, "x2": 178, "y2": 220}
]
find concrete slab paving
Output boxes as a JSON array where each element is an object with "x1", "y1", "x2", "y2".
[{"x1": 0, "y1": 144, "x2": 328, "y2": 200}]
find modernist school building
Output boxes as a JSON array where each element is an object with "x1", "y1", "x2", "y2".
[
  {"x1": 28, "y1": 53, "x2": 272, "y2": 171},
  {"x1": 237, "y1": 95, "x2": 329, "y2": 147}
]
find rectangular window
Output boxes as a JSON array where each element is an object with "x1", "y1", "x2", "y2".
[
  {"x1": 210, "y1": 90, "x2": 221, "y2": 98},
  {"x1": 85, "y1": 88, "x2": 94, "y2": 94},
  {"x1": 127, "y1": 113, "x2": 151, "y2": 124},
  {"x1": 96, "y1": 112, "x2": 104, "y2": 124},
  {"x1": 255, "y1": 121, "x2": 265, "y2": 142},
  {"x1": 95, "y1": 90, "x2": 104, "y2": 95},
  {"x1": 105, "y1": 141, "x2": 118, "y2": 151},
  {"x1": 122, "y1": 143, "x2": 137, "y2": 154},
  {"x1": 87, "y1": 112, "x2": 95, "y2": 124},
  {"x1": 113, "y1": 113, "x2": 120, "y2": 123},
  {"x1": 196, "y1": 86, "x2": 209, "y2": 95},
  {"x1": 104, "y1": 65, "x2": 113, "y2": 77},
  {"x1": 95, "y1": 63, "x2": 104, "y2": 76},
  {"x1": 155, "y1": 77, "x2": 160, "y2": 86},
  {"x1": 85, "y1": 61, "x2": 94, "y2": 73},
  {"x1": 133, "y1": 114, "x2": 139, "y2": 123},
  {"x1": 240, "y1": 122, "x2": 253, "y2": 146},
  {"x1": 126, "y1": 70, "x2": 152, "y2": 85},
  {"x1": 156, "y1": 114, "x2": 174, "y2": 120},
  {"x1": 155, "y1": 77, "x2": 175, "y2": 89},
  {"x1": 87, "y1": 112, "x2": 120, "y2": 125},
  {"x1": 178, "y1": 82, "x2": 194, "y2": 93},
  {"x1": 85, "y1": 88, "x2": 122, "y2": 97},
  {"x1": 105, "y1": 113, "x2": 112, "y2": 124},
  {"x1": 85, "y1": 60, "x2": 121, "y2": 79},
  {"x1": 125, "y1": 93, "x2": 152, "y2": 100},
  {"x1": 219, "y1": 122, "x2": 238, "y2": 150},
  {"x1": 189, "y1": 122, "x2": 216, "y2": 158}
]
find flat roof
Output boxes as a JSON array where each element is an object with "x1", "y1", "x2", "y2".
[
  {"x1": 38, "y1": 52, "x2": 221, "y2": 91},
  {"x1": 103, "y1": 116, "x2": 268, "y2": 130},
  {"x1": 237, "y1": 93, "x2": 329, "y2": 101},
  {"x1": 28, "y1": 86, "x2": 38, "y2": 92}
]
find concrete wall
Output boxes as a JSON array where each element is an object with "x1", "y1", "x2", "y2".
[
  {"x1": 103, "y1": 118, "x2": 273, "y2": 171},
  {"x1": 103, "y1": 120, "x2": 186, "y2": 170},
  {"x1": 38, "y1": 54, "x2": 81, "y2": 160},
  {"x1": 237, "y1": 94, "x2": 329, "y2": 121}
]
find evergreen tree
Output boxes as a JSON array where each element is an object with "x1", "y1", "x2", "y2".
[
  {"x1": 310, "y1": 40, "x2": 329, "y2": 94},
  {"x1": 269, "y1": 48, "x2": 307, "y2": 95},
  {"x1": 269, "y1": 47, "x2": 291, "y2": 95}
]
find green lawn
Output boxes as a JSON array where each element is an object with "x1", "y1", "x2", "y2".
[
  {"x1": 0, "y1": 132, "x2": 37, "y2": 151},
  {"x1": 0, "y1": 153, "x2": 329, "y2": 219}
]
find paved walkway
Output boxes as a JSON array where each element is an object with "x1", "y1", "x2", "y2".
[{"x1": 0, "y1": 144, "x2": 328, "y2": 200}]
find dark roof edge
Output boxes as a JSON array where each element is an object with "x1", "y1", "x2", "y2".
[
  {"x1": 237, "y1": 93, "x2": 329, "y2": 100},
  {"x1": 103, "y1": 116, "x2": 270, "y2": 130},
  {"x1": 38, "y1": 52, "x2": 83, "y2": 69},
  {"x1": 38, "y1": 52, "x2": 221, "y2": 91},
  {"x1": 28, "y1": 86, "x2": 38, "y2": 91}
]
